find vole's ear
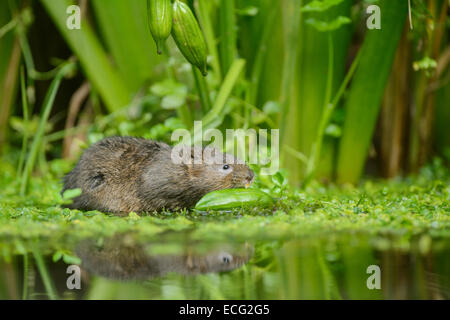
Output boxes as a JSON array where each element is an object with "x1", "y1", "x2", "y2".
[
  {"x1": 191, "y1": 146, "x2": 205, "y2": 164},
  {"x1": 202, "y1": 146, "x2": 224, "y2": 165},
  {"x1": 172, "y1": 145, "x2": 194, "y2": 164}
]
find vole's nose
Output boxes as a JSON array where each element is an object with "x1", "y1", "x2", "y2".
[
  {"x1": 247, "y1": 170, "x2": 254, "y2": 181},
  {"x1": 244, "y1": 170, "x2": 254, "y2": 188}
]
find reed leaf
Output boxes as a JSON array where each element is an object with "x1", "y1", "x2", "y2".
[
  {"x1": 91, "y1": 0, "x2": 163, "y2": 92},
  {"x1": 218, "y1": 0, "x2": 237, "y2": 75},
  {"x1": 336, "y1": 0, "x2": 408, "y2": 184},
  {"x1": 281, "y1": 0, "x2": 353, "y2": 185},
  {"x1": 41, "y1": 0, "x2": 133, "y2": 113},
  {"x1": 0, "y1": 1, "x2": 20, "y2": 153}
]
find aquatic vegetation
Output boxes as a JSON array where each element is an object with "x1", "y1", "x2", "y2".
[
  {"x1": 0, "y1": 0, "x2": 449, "y2": 301},
  {"x1": 0, "y1": 157, "x2": 448, "y2": 258},
  {"x1": 0, "y1": 157, "x2": 449, "y2": 300}
]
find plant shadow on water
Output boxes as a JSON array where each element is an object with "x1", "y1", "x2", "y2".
[{"x1": 1, "y1": 230, "x2": 448, "y2": 300}]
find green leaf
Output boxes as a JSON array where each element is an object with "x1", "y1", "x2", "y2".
[
  {"x1": 161, "y1": 94, "x2": 186, "y2": 110},
  {"x1": 41, "y1": 0, "x2": 134, "y2": 112},
  {"x1": 9, "y1": 116, "x2": 39, "y2": 135},
  {"x1": 236, "y1": 6, "x2": 259, "y2": 16},
  {"x1": 62, "y1": 188, "x2": 82, "y2": 200},
  {"x1": 272, "y1": 172, "x2": 288, "y2": 188},
  {"x1": 325, "y1": 123, "x2": 342, "y2": 137},
  {"x1": 263, "y1": 101, "x2": 281, "y2": 114},
  {"x1": 337, "y1": 0, "x2": 408, "y2": 184},
  {"x1": 301, "y1": 0, "x2": 345, "y2": 13},
  {"x1": 151, "y1": 79, "x2": 188, "y2": 110},
  {"x1": 413, "y1": 56, "x2": 437, "y2": 72},
  {"x1": 62, "y1": 254, "x2": 82, "y2": 265},
  {"x1": 128, "y1": 212, "x2": 141, "y2": 220},
  {"x1": 306, "y1": 16, "x2": 351, "y2": 32},
  {"x1": 151, "y1": 79, "x2": 182, "y2": 96},
  {"x1": 195, "y1": 188, "x2": 274, "y2": 210},
  {"x1": 52, "y1": 251, "x2": 63, "y2": 262}
]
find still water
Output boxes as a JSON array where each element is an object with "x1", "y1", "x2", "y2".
[{"x1": 1, "y1": 231, "x2": 448, "y2": 300}]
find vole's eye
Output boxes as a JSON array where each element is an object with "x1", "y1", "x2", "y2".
[
  {"x1": 220, "y1": 253, "x2": 232, "y2": 264},
  {"x1": 223, "y1": 164, "x2": 230, "y2": 170}
]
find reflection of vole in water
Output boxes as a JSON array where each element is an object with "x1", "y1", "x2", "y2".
[
  {"x1": 76, "y1": 236, "x2": 253, "y2": 280},
  {"x1": 62, "y1": 137, "x2": 254, "y2": 214}
]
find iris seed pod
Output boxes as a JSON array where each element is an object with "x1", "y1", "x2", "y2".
[
  {"x1": 147, "y1": 0, "x2": 173, "y2": 55},
  {"x1": 171, "y1": 0, "x2": 208, "y2": 76}
]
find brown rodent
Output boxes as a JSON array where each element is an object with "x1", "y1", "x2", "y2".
[
  {"x1": 76, "y1": 234, "x2": 253, "y2": 280},
  {"x1": 62, "y1": 136, "x2": 254, "y2": 214}
]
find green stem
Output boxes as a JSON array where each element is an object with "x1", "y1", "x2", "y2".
[
  {"x1": 16, "y1": 67, "x2": 29, "y2": 178},
  {"x1": 179, "y1": 104, "x2": 193, "y2": 129},
  {"x1": 219, "y1": 0, "x2": 237, "y2": 75},
  {"x1": 305, "y1": 34, "x2": 335, "y2": 181},
  {"x1": 22, "y1": 253, "x2": 29, "y2": 300},
  {"x1": 192, "y1": 67, "x2": 212, "y2": 113},
  {"x1": 201, "y1": 59, "x2": 246, "y2": 129},
  {"x1": 16, "y1": 22, "x2": 60, "y2": 81},
  {"x1": 305, "y1": 40, "x2": 363, "y2": 184},
  {"x1": 0, "y1": 17, "x2": 17, "y2": 39},
  {"x1": 330, "y1": 47, "x2": 364, "y2": 109},
  {"x1": 278, "y1": 0, "x2": 302, "y2": 145},
  {"x1": 20, "y1": 62, "x2": 76, "y2": 195},
  {"x1": 248, "y1": 5, "x2": 279, "y2": 106},
  {"x1": 32, "y1": 249, "x2": 58, "y2": 300},
  {"x1": 160, "y1": 42, "x2": 192, "y2": 129},
  {"x1": 195, "y1": 0, "x2": 222, "y2": 80},
  {"x1": 44, "y1": 125, "x2": 89, "y2": 143}
]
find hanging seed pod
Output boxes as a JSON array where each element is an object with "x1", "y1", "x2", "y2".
[
  {"x1": 171, "y1": 0, "x2": 208, "y2": 76},
  {"x1": 147, "y1": 0, "x2": 173, "y2": 55}
]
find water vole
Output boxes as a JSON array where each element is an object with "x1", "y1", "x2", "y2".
[
  {"x1": 76, "y1": 234, "x2": 253, "y2": 280},
  {"x1": 62, "y1": 136, "x2": 254, "y2": 214}
]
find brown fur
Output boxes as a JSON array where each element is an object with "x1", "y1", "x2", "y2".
[
  {"x1": 62, "y1": 136, "x2": 254, "y2": 214},
  {"x1": 76, "y1": 235, "x2": 253, "y2": 280}
]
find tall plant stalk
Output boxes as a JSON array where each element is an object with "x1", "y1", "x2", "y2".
[
  {"x1": 195, "y1": 0, "x2": 222, "y2": 81},
  {"x1": 192, "y1": 67, "x2": 212, "y2": 113},
  {"x1": 16, "y1": 67, "x2": 29, "y2": 177},
  {"x1": 202, "y1": 59, "x2": 246, "y2": 130},
  {"x1": 32, "y1": 249, "x2": 58, "y2": 300},
  {"x1": 336, "y1": 0, "x2": 408, "y2": 184},
  {"x1": 20, "y1": 62, "x2": 76, "y2": 195},
  {"x1": 218, "y1": 0, "x2": 237, "y2": 75},
  {"x1": 0, "y1": 1, "x2": 20, "y2": 153},
  {"x1": 281, "y1": 0, "x2": 353, "y2": 185}
]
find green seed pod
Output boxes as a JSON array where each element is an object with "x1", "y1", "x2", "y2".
[
  {"x1": 147, "y1": 0, "x2": 173, "y2": 55},
  {"x1": 171, "y1": 0, "x2": 208, "y2": 76},
  {"x1": 195, "y1": 189, "x2": 274, "y2": 211}
]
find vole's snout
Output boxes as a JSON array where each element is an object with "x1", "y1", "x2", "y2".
[{"x1": 244, "y1": 169, "x2": 255, "y2": 188}]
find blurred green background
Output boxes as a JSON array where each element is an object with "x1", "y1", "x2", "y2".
[
  {"x1": 0, "y1": 0, "x2": 449, "y2": 188},
  {"x1": 0, "y1": 0, "x2": 449, "y2": 300}
]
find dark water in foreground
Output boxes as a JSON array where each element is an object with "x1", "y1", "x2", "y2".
[{"x1": 1, "y1": 232, "x2": 449, "y2": 300}]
